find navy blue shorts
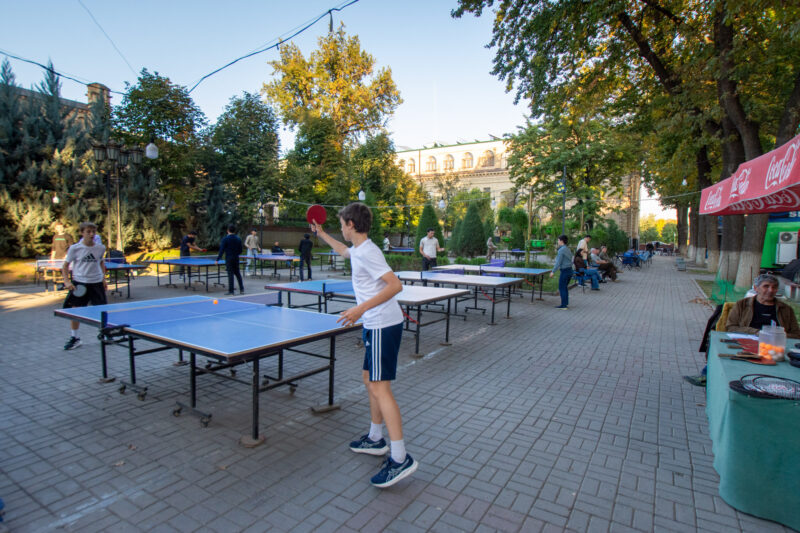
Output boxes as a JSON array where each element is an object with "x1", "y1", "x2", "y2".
[{"x1": 362, "y1": 322, "x2": 403, "y2": 382}]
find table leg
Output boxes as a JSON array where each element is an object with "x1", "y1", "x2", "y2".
[{"x1": 239, "y1": 356, "x2": 265, "y2": 447}]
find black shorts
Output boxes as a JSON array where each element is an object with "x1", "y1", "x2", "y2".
[{"x1": 63, "y1": 281, "x2": 107, "y2": 309}]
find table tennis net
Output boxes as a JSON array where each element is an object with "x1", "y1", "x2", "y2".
[
  {"x1": 100, "y1": 295, "x2": 281, "y2": 326},
  {"x1": 322, "y1": 280, "x2": 355, "y2": 293}
]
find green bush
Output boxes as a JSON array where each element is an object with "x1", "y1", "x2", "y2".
[{"x1": 385, "y1": 253, "x2": 422, "y2": 271}]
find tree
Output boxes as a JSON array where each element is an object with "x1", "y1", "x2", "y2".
[
  {"x1": 458, "y1": 203, "x2": 487, "y2": 257},
  {"x1": 454, "y1": 0, "x2": 800, "y2": 289},
  {"x1": 210, "y1": 92, "x2": 281, "y2": 213},
  {"x1": 350, "y1": 133, "x2": 426, "y2": 232},
  {"x1": 497, "y1": 207, "x2": 528, "y2": 250},
  {"x1": 282, "y1": 114, "x2": 350, "y2": 225},
  {"x1": 660, "y1": 221, "x2": 677, "y2": 244},
  {"x1": 114, "y1": 69, "x2": 207, "y2": 213},
  {"x1": 263, "y1": 26, "x2": 402, "y2": 146}
]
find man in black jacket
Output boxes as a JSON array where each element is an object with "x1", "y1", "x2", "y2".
[
  {"x1": 217, "y1": 224, "x2": 244, "y2": 295},
  {"x1": 298, "y1": 233, "x2": 314, "y2": 281}
]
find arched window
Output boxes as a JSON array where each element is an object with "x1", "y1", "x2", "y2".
[
  {"x1": 480, "y1": 150, "x2": 495, "y2": 167},
  {"x1": 443, "y1": 154, "x2": 454, "y2": 171},
  {"x1": 426, "y1": 156, "x2": 437, "y2": 172},
  {"x1": 461, "y1": 152, "x2": 473, "y2": 169},
  {"x1": 407, "y1": 159, "x2": 415, "y2": 173}
]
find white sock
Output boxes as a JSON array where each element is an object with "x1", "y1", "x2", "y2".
[
  {"x1": 71, "y1": 329, "x2": 79, "y2": 338},
  {"x1": 390, "y1": 440, "x2": 406, "y2": 463},
  {"x1": 368, "y1": 422, "x2": 383, "y2": 442}
]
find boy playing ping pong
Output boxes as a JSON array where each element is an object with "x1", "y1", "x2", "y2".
[
  {"x1": 61, "y1": 222, "x2": 107, "y2": 350},
  {"x1": 310, "y1": 202, "x2": 418, "y2": 488}
]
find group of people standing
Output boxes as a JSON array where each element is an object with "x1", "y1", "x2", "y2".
[{"x1": 551, "y1": 234, "x2": 620, "y2": 310}]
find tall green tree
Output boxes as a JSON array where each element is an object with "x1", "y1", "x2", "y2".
[
  {"x1": 263, "y1": 26, "x2": 402, "y2": 146},
  {"x1": 458, "y1": 203, "x2": 488, "y2": 257},
  {"x1": 114, "y1": 69, "x2": 207, "y2": 214},
  {"x1": 210, "y1": 92, "x2": 281, "y2": 214},
  {"x1": 454, "y1": 0, "x2": 800, "y2": 289}
]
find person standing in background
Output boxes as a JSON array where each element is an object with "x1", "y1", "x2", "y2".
[
  {"x1": 419, "y1": 228, "x2": 444, "y2": 271},
  {"x1": 217, "y1": 224, "x2": 244, "y2": 295},
  {"x1": 51, "y1": 222, "x2": 74, "y2": 260},
  {"x1": 549, "y1": 235, "x2": 573, "y2": 310},
  {"x1": 244, "y1": 229, "x2": 261, "y2": 276},
  {"x1": 298, "y1": 233, "x2": 314, "y2": 281}
]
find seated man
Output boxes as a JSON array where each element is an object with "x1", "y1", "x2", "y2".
[
  {"x1": 591, "y1": 246, "x2": 618, "y2": 281},
  {"x1": 684, "y1": 274, "x2": 800, "y2": 387},
  {"x1": 271, "y1": 241, "x2": 284, "y2": 254},
  {"x1": 573, "y1": 251, "x2": 601, "y2": 290},
  {"x1": 726, "y1": 274, "x2": 800, "y2": 337}
]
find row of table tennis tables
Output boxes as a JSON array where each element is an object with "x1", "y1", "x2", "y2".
[{"x1": 53, "y1": 264, "x2": 550, "y2": 447}]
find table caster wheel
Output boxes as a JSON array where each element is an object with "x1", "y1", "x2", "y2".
[
  {"x1": 119, "y1": 385, "x2": 126, "y2": 394},
  {"x1": 172, "y1": 407, "x2": 182, "y2": 417},
  {"x1": 230, "y1": 369, "x2": 236, "y2": 377},
  {"x1": 200, "y1": 417, "x2": 210, "y2": 427},
  {"x1": 205, "y1": 362, "x2": 212, "y2": 370},
  {"x1": 290, "y1": 385, "x2": 297, "y2": 395},
  {"x1": 262, "y1": 378, "x2": 269, "y2": 386},
  {"x1": 137, "y1": 392, "x2": 146, "y2": 401}
]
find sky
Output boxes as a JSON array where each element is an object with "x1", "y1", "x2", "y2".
[
  {"x1": 2, "y1": 0, "x2": 527, "y2": 152},
  {"x1": 3, "y1": 0, "x2": 674, "y2": 219}
]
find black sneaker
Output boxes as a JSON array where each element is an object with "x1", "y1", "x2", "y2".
[
  {"x1": 349, "y1": 435, "x2": 389, "y2": 455},
  {"x1": 370, "y1": 454, "x2": 418, "y2": 488},
  {"x1": 64, "y1": 337, "x2": 82, "y2": 350}
]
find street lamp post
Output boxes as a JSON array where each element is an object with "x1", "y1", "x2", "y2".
[{"x1": 92, "y1": 141, "x2": 148, "y2": 252}]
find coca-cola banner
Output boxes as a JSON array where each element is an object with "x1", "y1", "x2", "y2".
[{"x1": 700, "y1": 132, "x2": 800, "y2": 215}]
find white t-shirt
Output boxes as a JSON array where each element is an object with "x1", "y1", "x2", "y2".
[
  {"x1": 65, "y1": 240, "x2": 106, "y2": 283},
  {"x1": 420, "y1": 236, "x2": 439, "y2": 258},
  {"x1": 349, "y1": 239, "x2": 403, "y2": 329},
  {"x1": 577, "y1": 238, "x2": 589, "y2": 258},
  {"x1": 382, "y1": 237, "x2": 390, "y2": 251}
]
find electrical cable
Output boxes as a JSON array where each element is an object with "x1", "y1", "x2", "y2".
[{"x1": 77, "y1": 0, "x2": 138, "y2": 77}]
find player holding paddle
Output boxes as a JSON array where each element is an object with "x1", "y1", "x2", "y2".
[
  {"x1": 61, "y1": 221, "x2": 108, "y2": 350},
  {"x1": 309, "y1": 202, "x2": 419, "y2": 488}
]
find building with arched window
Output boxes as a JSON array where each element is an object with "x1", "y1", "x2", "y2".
[{"x1": 395, "y1": 138, "x2": 640, "y2": 238}]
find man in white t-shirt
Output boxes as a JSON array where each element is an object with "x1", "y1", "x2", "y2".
[
  {"x1": 61, "y1": 221, "x2": 107, "y2": 350},
  {"x1": 419, "y1": 228, "x2": 443, "y2": 270},
  {"x1": 382, "y1": 233, "x2": 391, "y2": 252},
  {"x1": 310, "y1": 202, "x2": 418, "y2": 489}
]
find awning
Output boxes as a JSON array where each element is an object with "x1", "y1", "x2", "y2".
[{"x1": 699, "y1": 132, "x2": 800, "y2": 215}]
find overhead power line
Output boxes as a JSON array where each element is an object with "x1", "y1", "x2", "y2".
[{"x1": 77, "y1": 0, "x2": 138, "y2": 77}]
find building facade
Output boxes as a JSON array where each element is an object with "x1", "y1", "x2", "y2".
[{"x1": 396, "y1": 139, "x2": 640, "y2": 239}]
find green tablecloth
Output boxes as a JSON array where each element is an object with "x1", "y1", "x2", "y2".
[{"x1": 706, "y1": 332, "x2": 800, "y2": 530}]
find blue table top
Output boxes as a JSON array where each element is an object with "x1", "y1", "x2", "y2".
[
  {"x1": 435, "y1": 264, "x2": 549, "y2": 276},
  {"x1": 55, "y1": 295, "x2": 360, "y2": 358},
  {"x1": 145, "y1": 257, "x2": 222, "y2": 266},
  {"x1": 264, "y1": 279, "x2": 354, "y2": 295},
  {"x1": 254, "y1": 254, "x2": 299, "y2": 261},
  {"x1": 317, "y1": 251, "x2": 342, "y2": 257}
]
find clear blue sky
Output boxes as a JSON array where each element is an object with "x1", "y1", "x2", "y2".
[{"x1": 2, "y1": 0, "x2": 529, "y2": 153}]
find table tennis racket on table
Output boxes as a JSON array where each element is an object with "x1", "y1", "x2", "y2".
[{"x1": 306, "y1": 204, "x2": 327, "y2": 231}]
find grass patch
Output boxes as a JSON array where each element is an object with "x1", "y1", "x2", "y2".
[{"x1": 695, "y1": 279, "x2": 715, "y2": 298}]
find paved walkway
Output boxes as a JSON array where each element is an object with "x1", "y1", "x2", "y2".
[{"x1": 0, "y1": 258, "x2": 792, "y2": 532}]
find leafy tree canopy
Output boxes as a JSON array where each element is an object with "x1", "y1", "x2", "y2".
[{"x1": 263, "y1": 26, "x2": 402, "y2": 146}]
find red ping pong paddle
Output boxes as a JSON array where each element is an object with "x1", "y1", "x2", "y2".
[{"x1": 306, "y1": 204, "x2": 327, "y2": 229}]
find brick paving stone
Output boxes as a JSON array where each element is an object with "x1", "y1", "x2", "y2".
[{"x1": 0, "y1": 258, "x2": 794, "y2": 532}]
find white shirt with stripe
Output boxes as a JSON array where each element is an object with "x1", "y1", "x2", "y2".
[{"x1": 349, "y1": 239, "x2": 403, "y2": 329}]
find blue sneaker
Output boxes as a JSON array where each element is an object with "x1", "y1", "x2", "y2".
[
  {"x1": 370, "y1": 454, "x2": 418, "y2": 488},
  {"x1": 349, "y1": 435, "x2": 389, "y2": 455}
]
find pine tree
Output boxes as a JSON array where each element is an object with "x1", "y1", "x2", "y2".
[
  {"x1": 414, "y1": 203, "x2": 443, "y2": 256},
  {"x1": 460, "y1": 203, "x2": 487, "y2": 258},
  {"x1": 448, "y1": 217, "x2": 463, "y2": 255}
]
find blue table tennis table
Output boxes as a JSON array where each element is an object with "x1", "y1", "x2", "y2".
[
  {"x1": 433, "y1": 264, "x2": 550, "y2": 301},
  {"x1": 145, "y1": 256, "x2": 239, "y2": 291},
  {"x1": 54, "y1": 295, "x2": 361, "y2": 447},
  {"x1": 35, "y1": 259, "x2": 147, "y2": 298},
  {"x1": 395, "y1": 270, "x2": 523, "y2": 325},
  {"x1": 263, "y1": 280, "x2": 470, "y2": 357},
  {"x1": 386, "y1": 247, "x2": 414, "y2": 254},
  {"x1": 252, "y1": 253, "x2": 300, "y2": 280}
]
